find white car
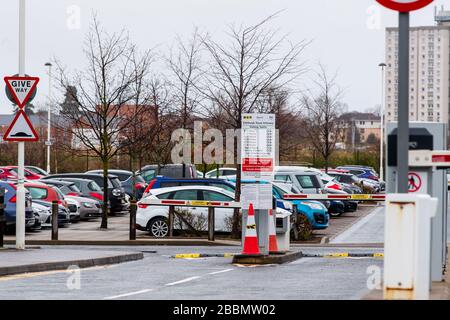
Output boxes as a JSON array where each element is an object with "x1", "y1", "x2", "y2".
[
  {"x1": 137, "y1": 185, "x2": 290, "y2": 238},
  {"x1": 204, "y1": 168, "x2": 237, "y2": 180},
  {"x1": 32, "y1": 202, "x2": 52, "y2": 228}
]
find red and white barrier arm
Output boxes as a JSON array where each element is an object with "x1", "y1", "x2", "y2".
[
  {"x1": 409, "y1": 150, "x2": 450, "y2": 168},
  {"x1": 283, "y1": 194, "x2": 386, "y2": 201},
  {"x1": 139, "y1": 198, "x2": 242, "y2": 208}
]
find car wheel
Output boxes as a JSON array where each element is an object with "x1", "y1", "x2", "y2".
[{"x1": 148, "y1": 217, "x2": 169, "y2": 238}]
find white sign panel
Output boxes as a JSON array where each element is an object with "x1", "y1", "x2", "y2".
[
  {"x1": 241, "y1": 113, "x2": 275, "y2": 181},
  {"x1": 241, "y1": 184, "x2": 273, "y2": 210}
]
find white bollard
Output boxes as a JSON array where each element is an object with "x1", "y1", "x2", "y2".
[{"x1": 383, "y1": 194, "x2": 437, "y2": 300}]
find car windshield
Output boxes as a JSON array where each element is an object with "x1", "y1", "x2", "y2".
[
  {"x1": 88, "y1": 181, "x2": 102, "y2": 192},
  {"x1": 141, "y1": 169, "x2": 156, "y2": 182},
  {"x1": 68, "y1": 184, "x2": 81, "y2": 193},
  {"x1": 296, "y1": 175, "x2": 319, "y2": 189}
]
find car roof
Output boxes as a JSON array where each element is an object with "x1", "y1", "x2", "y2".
[
  {"x1": 87, "y1": 169, "x2": 132, "y2": 175},
  {"x1": 51, "y1": 177, "x2": 95, "y2": 183},
  {"x1": 46, "y1": 173, "x2": 119, "y2": 179},
  {"x1": 155, "y1": 177, "x2": 233, "y2": 183},
  {"x1": 274, "y1": 166, "x2": 320, "y2": 175},
  {"x1": 40, "y1": 179, "x2": 75, "y2": 186},
  {"x1": 150, "y1": 185, "x2": 234, "y2": 195}
]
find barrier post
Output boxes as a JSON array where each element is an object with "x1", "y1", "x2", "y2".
[
  {"x1": 0, "y1": 188, "x2": 5, "y2": 248},
  {"x1": 51, "y1": 200, "x2": 58, "y2": 241},
  {"x1": 129, "y1": 199, "x2": 137, "y2": 240},
  {"x1": 208, "y1": 207, "x2": 215, "y2": 241},
  {"x1": 292, "y1": 204, "x2": 299, "y2": 241},
  {"x1": 168, "y1": 205, "x2": 174, "y2": 237}
]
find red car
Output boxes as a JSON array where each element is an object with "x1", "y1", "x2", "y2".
[
  {"x1": 24, "y1": 182, "x2": 68, "y2": 207},
  {"x1": 0, "y1": 166, "x2": 43, "y2": 181},
  {"x1": 0, "y1": 168, "x2": 18, "y2": 180}
]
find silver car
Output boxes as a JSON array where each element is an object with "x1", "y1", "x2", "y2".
[{"x1": 66, "y1": 195, "x2": 102, "y2": 220}]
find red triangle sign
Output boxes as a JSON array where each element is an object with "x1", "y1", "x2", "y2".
[
  {"x1": 4, "y1": 76, "x2": 40, "y2": 108},
  {"x1": 3, "y1": 110, "x2": 39, "y2": 142}
]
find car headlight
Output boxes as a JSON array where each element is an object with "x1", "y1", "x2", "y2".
[
  {"x1": 283, "y1": 201, "x2": 293, "y2": 211},
  {"x1": 112, "y1": 189, "x2": 122, "y2": 197},
  {"x1": 83, "y1": 202, "x2": 94, "y2": 208}
]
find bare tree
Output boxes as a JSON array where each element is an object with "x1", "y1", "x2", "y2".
[
  {"x1": 55, "y1": 17, "x2": 153, "y2": 228},
  {"x1": 201, "y1": 14, "x2": 309, "y2": 237},
  {"x1": 301, "y1": 64, "x2": 345, "y2": 172},
  {"x1": 167, "y1": 29, "x2": 204, "y2": 175}
]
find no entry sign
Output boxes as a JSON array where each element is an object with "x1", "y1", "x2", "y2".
[{"x1": 376, "y1": 0, "x2": 434, "y2": 12}]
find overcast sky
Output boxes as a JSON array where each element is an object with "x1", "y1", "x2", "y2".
[{"x1": 0, "y1": 0, "x2": 448, "y2": 114}]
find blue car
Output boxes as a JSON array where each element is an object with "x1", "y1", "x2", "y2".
[
  {"x1": 0, "y1": 181, "x2": 37, "y2": 231},
  {"x1": 271, "y1": 182, "x2": 329, "y2": 230},
  {"x1": 227, "y1": 178, "x2": 329, "y2": 230}
]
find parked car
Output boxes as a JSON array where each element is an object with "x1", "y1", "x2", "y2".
[
  {"x1": 39, "y1": 179, "x2": 102, "y2": 220},
  {"x1": 24, "y1": 182, "x2": 68, "y2": 208},
  {"x1": 42, "y1": 174, "x2": 127, "y2": 214},
  {"x1": 85, "y1": 169, "x2": 147, "y2": 199},
  {"x1": 137, "y1": 185, "x2": 291, "y2": 238},
  {"x1": 271, "y1": 182, "x2": 329, "y2": 230},
  {"x1": 274, "y1": 166, "x2": 326, "y2": 195},
  {"x1": 336, "y1": 166, "x2": 379, "y2": 181},
  {"x1": 142, "y1": 177, "x2": 236, "y2": 198},
  {"x1": 31, "y1": 202, "x2": 52, "y2": 228},
  {"x1": 65, "y1": 197, "x2": 81, "y2": 222},
  {"x1": 0, "y1": 181, "x2": 36, "y2": 232},
  {"x1": 204, "y1": 167, "x2": 237, "y2": 180},
  {"x1": 32, "y1": 200, "x2": 71, "y2": 227},
  {"x1": 0, "y1": 166, "x2": 43, "y2": 181},
  {"x1": 25, "y1": 166, "x2": 48, "y2": 176},
  {"x1": 43, "y1": 177, "x2": 105, "y2": 203},
  {"x1": 138, "y1": 164, "x2": 198, "y2": 183},
  {"x1": 0, "y1": 168, "x2": 17, "y2": 180},
  {"x1": 326, "y1": 171, "x2": 363, "y2": 194}
]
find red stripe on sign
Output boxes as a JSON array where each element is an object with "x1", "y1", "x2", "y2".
[
  {"x1": 161, "y1": 200, "x2": 186, "y2": 205},
  {"x1": 242, "y1": 158, "x2": 273, "y2": 172},
  {"x1": 432, "y1": 155, "x2": 450, "y2": 163},
  {"x1": 372, "y1": 195, "x2": 386, "y2": 200}
]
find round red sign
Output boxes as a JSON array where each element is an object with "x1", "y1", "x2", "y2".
[{"x1": 376, "y1": 0, "x2": 434, "y2": 12}]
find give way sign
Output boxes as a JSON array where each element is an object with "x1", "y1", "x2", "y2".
[
  {"x1": 376, "y1": 0, "x2": 434, "y2": 12},
  {"x1": 4, "y1": 76, "x2": 39, "y2": 108}
]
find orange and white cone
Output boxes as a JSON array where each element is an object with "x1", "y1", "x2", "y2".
[
  {"x1": 242, "y1": 203, "x2": 260, "y2": 255},
  {"x1": 268, "y1": 209, "x2": 279, "y2": 253}
]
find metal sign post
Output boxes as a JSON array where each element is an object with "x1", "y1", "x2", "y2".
[
  {"x1": 397, "y1": 12, "x2": 410, "y2": 193},
  {"x1": 241, "y1": 114, "x2": 276, "y2": 255},
  {"x1": 16, "y1": 0, "x2": 26, "y2": 250}
]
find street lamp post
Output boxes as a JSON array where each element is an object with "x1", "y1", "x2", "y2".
[
  {"x1": 45, "y1": 62, "x2": 52, "y2": 174},
  {"x1": 379, "y1": 62, "x2": 386, "y2": 181}
]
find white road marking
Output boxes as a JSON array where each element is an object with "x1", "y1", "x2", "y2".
[
  {"x1": 165, "y1": 276, "x2": 201, "y2": 286},
  {"x1": 103, "y1": 289, "x2": 153, "y2": 300},
  {"x1": 208, "y1": 268, "x2": 234, "y2": 275}
]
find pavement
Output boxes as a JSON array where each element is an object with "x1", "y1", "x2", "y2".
[{"x1": 0, "y1": 247, "x2": 144, "y2": 277}]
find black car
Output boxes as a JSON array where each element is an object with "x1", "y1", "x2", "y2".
[
  {"x1": 85, "y1": 169, "x2": 147, "y2": 199},
  {"x1": 138, "y1": 164, "x2": 198, "y2": 183},
  {"x1": 327, "y1": 172, "x2": 363, "y2": 194},
  {"x1": 42, "y1": 173, "x2": 127, "y2": 214}
]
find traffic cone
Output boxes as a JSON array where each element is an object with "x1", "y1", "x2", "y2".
[
  {"x1": 242, "y1": 203, "x2": 260, "y2": 255},
  {"x1": 268, "y1": 209, "x2": 279, "y2": 254}
]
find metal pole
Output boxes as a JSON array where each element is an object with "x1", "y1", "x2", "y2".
[
  {"x1": 46, "y1": 64, "x2": 52, "y2": 174},
  {"x1": 168, "y1": 206, "x2": 174, "y2": 237},
  {"x1": 51, "y1": 200, "x2": 58, "y2": 241},
  {"x1": 15, "y1": 0, "x2": 27, "y2": 250},
  {"x1": 208, "y1": 207, "x2": 215, "y2": 241},
  {"x1": 379, "y1": 63, "x2": 386, "y2": 181},
  {"x1": 397, "y1": 12, "x2": 410, "y2": 193},
  {"x1": 0, "y1": 188, "x2": 5, "y2": 248},
  {"x1": 129, "y1": 200, "x2": 136, "y2": 240}
]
